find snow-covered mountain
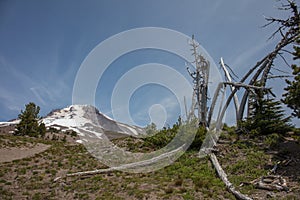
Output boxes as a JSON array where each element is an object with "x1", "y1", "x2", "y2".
[
  {"x1": 0, "y1": 120, "x2": 20, "y2": 128},
  {"x1": 42, "y1": 105, "x2": 146, "y2": 139},
  {"x1": 0, "y1": 105, "x2": 146, "y2": 141}
]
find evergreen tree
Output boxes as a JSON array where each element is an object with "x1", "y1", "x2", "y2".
[
  {"x1": 15, "y1": 102, "x2": 46, "y2": 137},
  {"x1": 243, "y1": 92, "x2": 292, "y2": 135},
  {"x1": 282, "y1": 39, "x2": 300, "y2": 118}
]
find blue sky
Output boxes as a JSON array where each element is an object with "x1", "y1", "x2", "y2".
[{"x1": 0, "y1": 0, "x2": 299, "y2": 127}]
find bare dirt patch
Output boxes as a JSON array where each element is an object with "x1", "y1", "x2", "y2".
[{"x1": 0, "y1": 143, "x2": 50, "y2": 163}]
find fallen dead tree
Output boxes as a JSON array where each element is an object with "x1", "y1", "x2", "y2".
[
  {"x1": 201, "y1": 4, "x2": 298, "y2": 198},
  {"x1": 209, "y1": 153, "x2": 253, "y2": 200},
  {"x1": 54, "y1": 144, "x2": 185, "y2": 182}
]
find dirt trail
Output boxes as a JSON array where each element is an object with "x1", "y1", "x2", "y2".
[{"x1": 0, "y1": 143, "x2": 50, "y2": 163}]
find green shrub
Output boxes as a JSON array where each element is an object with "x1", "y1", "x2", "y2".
[
  {"x1": 71, "y1": 131, "x2": 77, "y2": 137},
  {"x1": 188, "y1": 126, "x2": 206, "y2": 150},
  {"x1": 143, "y1": 126, "x2": 177, "y2": 149},
  {"x1": 143, "y1": 119, "x2": 205, "y2": 151},
  {"x1": 48, "y1": 127, "x2": 59, "y2": 133},
  {"x1": 265, "y1": 133, "x2": 281, "y2": 148}
]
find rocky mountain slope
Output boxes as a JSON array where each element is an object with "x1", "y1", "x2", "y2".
[{"x1": 0, "y1": 105, "x2": 146, "y2": 141}]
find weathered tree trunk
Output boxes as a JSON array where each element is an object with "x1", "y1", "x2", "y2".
[
  {"x1": 209, "y1": 153, "x2": 253, "y2": 200},
  {"x1": 220, "y1": 58, "x2": 240, "y2": 119}
]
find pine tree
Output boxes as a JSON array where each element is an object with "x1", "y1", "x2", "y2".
[
  {"x1": 282, "y1": 39, "x2": 300, "y2": 118},
  {"x1": 243, "y1": 92, "x2": 292, "y2": 135},
  {"x1": 15, "y1": 102, "x2": 46, "y2": 137}
]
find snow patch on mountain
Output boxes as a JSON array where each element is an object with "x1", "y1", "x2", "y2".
[
  {"x1": 42, "y1": 105, "x2": 93, "y2": 131},
  {"x1": 0, "y1": 105, "x2": 146, "y2": 140},
  {"x1": 43, "y1": 105, "x2": 145, "y2": 138},
  {"x1": 0, "y1": 120, "x2": 20, "y2": 127}
]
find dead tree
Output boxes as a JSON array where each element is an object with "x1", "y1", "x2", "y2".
[
  {"x1": 237, "y1": 1, "x2": 299, "y2": 121},
  {"x1": 200, "y1": 3, "x2": 298, "y2": 199},
  {"x1": 187, "y1": 35, "x2": 210, "y2": 127},
  {"x1": 220, "y1": 57, "x2": 240, "y2": 121},
  {"x1": 209, "y1": 1, "x2": 300, "y2": 127},
  {"x1": 187, "y1": 39, "x2": 261, "y2": 199}
]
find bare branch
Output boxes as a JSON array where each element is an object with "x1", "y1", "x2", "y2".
[
  {"x1": 281, "y1": 48, "x2": 295, "y2": 55},
  {"x1": 267, "y1": 75, "x2": 292, "y2": 79},
  {"x1": 223, "y1": 82, "x2": 271, "y2": 90},
  {"x1": 224, "y1": 63, "x2": 239, "y2": 80},
  {"x1": 278, "y1": 53, "x2": 292, "y2": 68}
]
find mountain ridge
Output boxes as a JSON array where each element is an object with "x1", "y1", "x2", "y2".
[{"x1": 0, "y1": 104, "x2": 146, "y2": 141}]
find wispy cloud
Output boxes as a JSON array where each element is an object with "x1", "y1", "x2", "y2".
[
  {"x1": 227, "y1": 39, "x2": 274, "y2": 78},
  {"x1": 0, "y1": 53, "x2": 73, "y2": 118},
  {"x1": 30, "y1": 87, "x2": 48, "y2": 106}
]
